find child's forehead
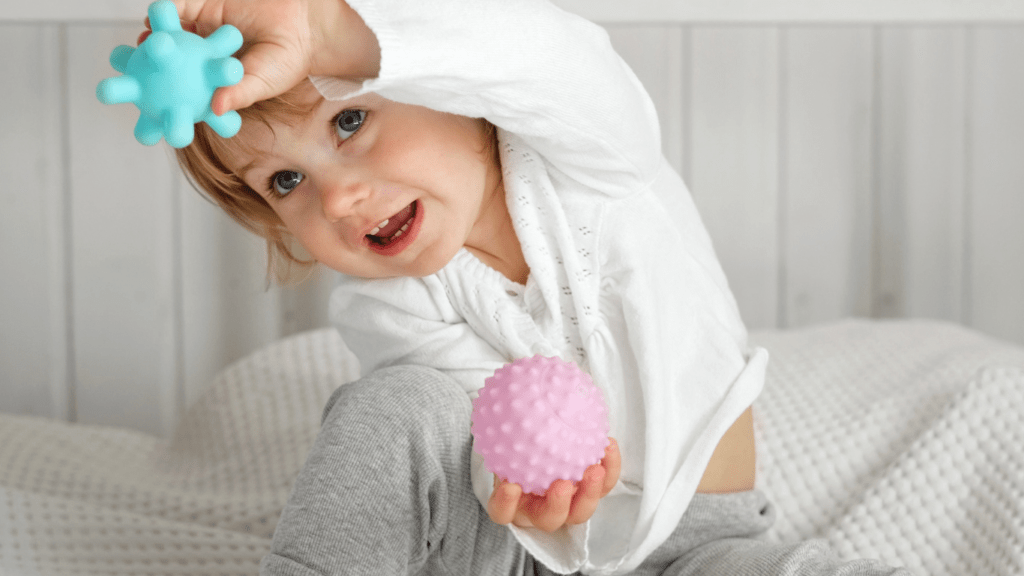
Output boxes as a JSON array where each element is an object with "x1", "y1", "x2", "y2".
[
  {"x1": 250, "y1": 84, "x2": 384, "y2": 127},
  {"x1": 225, "y1": 90, "x2": 387, "y2": 172}
]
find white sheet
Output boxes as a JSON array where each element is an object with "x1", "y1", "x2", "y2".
[
  {"x1": 1, "y1": 319, "x2": 1022, "y2": 575},
  {"x1": 753, "y1": 320, "x2": 1024, "y2": 574}
]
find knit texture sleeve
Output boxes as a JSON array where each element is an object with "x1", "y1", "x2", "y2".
[
  {"x1": 311, "y1": 0, "x2": 662, "y2": 196},
  {"x1": 329, "y1": 276, "x2": 508, "y2": 395}
]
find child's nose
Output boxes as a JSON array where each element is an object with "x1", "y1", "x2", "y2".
[{"x1": 318, "y1": 177, "x2": 370, "y2": 221}]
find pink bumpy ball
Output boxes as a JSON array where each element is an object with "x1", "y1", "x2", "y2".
[{"x1": 471, "y1": 355, "x2": 610, "y2": 495}]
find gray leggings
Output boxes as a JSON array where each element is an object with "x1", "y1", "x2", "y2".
[{"x1": 260, "y1": 365, "x2": 910, "y2": 576}]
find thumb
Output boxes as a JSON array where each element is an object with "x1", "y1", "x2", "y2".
[{"x1": 212, "y1": 43, "x2": 307, "y2": 114}]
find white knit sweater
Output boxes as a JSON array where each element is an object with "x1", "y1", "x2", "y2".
[{"x1": 313, "y1": 0, "x2": 769, "y2": 573}]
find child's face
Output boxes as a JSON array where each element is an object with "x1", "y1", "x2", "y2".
[{"x1": 227, "y1": 83, "x2": 503, "y2": 279}]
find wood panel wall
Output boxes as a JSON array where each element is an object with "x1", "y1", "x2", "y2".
[{"x1": 2, "y1": 21, "x2": 1022, "y2": 437}]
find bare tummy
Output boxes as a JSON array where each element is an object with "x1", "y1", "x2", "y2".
[{"x1": 696, "y1": 406, "x2": 756, "y2": 493}]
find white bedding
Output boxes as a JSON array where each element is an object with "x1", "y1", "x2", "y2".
[{"x1": 1, "y1": 319, "x2": 1022, "y2": 575}]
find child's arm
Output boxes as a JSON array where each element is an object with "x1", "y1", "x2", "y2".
[
  {"x1": 167, "y1": 0, "x2": 662, "y2": 195},
  {"x1": 315, "y1": 0, "x2": 663, "y2": 195},
  {"x1": 164, "y1": 0, "x2": 380, "y2": 114}
]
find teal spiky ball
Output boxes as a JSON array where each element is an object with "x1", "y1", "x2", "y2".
[{"x1": 96, "y1": 0, "x2": 244, "y2": 148}]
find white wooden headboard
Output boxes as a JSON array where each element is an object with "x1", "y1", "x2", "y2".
[
  {"x1": 2, "y1": 1, "x2": 1023, "y2": 438},
  {"x1": 7, "y1": 0, "x2": 1024, "y2": 23}
]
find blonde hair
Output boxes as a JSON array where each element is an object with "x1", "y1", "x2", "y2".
[
  {"x1": 176, "y1": 81, "x2": 318, "y2": 282},
  {"x1": 175, "y1": 79, "x2": 499, "y2": 283}
]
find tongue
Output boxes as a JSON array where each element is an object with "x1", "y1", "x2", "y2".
[{"x1": 376, "y1": 203, "x2": 414, "y2": 238}]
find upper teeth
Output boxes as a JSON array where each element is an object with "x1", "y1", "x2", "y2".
[{"x1": 369, "y1": 219, "x2": 389, "y2": 236}]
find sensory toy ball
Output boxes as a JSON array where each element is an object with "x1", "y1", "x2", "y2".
[
  {"x1": 472, "y1": 355, "x2": 610, "y2": 495},
  {"x1": 96, "y1": 0, "x2": 244, "y2": 148}
]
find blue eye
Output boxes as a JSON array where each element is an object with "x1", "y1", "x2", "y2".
[
  {"x1": 334, "y1": 109, "x2": 366, "y2": 140},
  {"x1": 271, "y1": 171, "x2": 304, "y2": 196}
]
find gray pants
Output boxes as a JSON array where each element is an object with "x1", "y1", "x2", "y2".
[{"x1": 260, "y1": 365, "x2": 910, "y2": 576}]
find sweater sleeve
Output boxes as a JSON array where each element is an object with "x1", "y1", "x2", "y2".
[
  {"x1": 311, "y1": 0, "x2": 662, "y2": 197},
  {"x1": 329, "y1": 275, "x2": 509, "y2": 394}
]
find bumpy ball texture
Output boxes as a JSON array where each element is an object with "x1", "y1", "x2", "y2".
[
  {"x1": 96, "y1": 0, "x2": 244, "y2": 148},
  {"x1": 472, "y1": 355, "x2": 610, "y2": 495}
]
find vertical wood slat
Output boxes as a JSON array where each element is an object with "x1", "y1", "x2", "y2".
[
  {"x1": 877, "y1": 28, "x2": 968, "y2": 323},
  {"x1": 969, "y1": 26, "x2": 1024, "y2": 346},
  {"x1": 688, "y1": 26, "x2": 782, "y2": 330},
  {"x1": 606, "y1": 25, "x2": 784, "y2": 331},
  {"x1": 66, "y1": 24, "x2": 179, "y2": 436},
  {"x1": 179, "y1": 184, "x2": 284, "y2": 409},
  {"x1": 0, "y1": 24, "x2": 68, "y2": 420},
  {"x1": 781, "y1": 27, "x2": 876, "y2": 328},
  {"x1": 179, "y1": 176, "x2": 237, "y2": 411}
]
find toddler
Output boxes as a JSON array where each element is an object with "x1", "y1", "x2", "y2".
[{"x1": 160, "y1": 0, "x2": 911, "y2": 573}]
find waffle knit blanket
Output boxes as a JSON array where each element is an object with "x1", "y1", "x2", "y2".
[{"x1": 1, "y1": 319, "x2": 1022, "y2": 575}]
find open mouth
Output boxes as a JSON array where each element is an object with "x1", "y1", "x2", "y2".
[{"x1": 365, "y1": 201, "x2": 421, "y2": 255}]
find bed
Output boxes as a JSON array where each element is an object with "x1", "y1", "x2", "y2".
[{"x1": 2, "y1": 318, "x2": 1023, "y2": 574}]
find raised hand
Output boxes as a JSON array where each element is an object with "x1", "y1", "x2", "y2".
[{"x1": 140, "y1": 0, "x2": 379, "y2": 114}]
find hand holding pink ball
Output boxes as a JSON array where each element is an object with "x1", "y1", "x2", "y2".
[{"x1": 471, "y1": 355, "x2": 610, "y2": 495}]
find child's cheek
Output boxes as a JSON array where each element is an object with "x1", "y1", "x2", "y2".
[{"x1": 346, "y1": 136, "x2": 373, "y2": 157}]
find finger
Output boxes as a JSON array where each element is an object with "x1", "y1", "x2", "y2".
[
  {"x1": 566, "y1": 465, "x2": 606, "y2": 525},
  {"x1": 511, "y1": 495, "x2": 539, "y2": 529},
  {"x1": 600, "y1": 438, "x2": 621, "y2": 496},
  {"x1": 213, "y1": 43, "x2": 305, "y2": 113},
  {"x1": 171, "y1": 0, "x2": 220, "y2": 30},
  {"x1": 523, "y1": 480, "x2": 574, "y2": 533},
  {"x1": 487, "y1": 479, "x2": 522, "y2": 526}
]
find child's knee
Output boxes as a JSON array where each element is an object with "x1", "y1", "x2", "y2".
[{"x1": 322, "y1": 365, "x2": 472, "y2": 432}]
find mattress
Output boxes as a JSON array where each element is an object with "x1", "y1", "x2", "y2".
[{"x1": 1, "y1": 319, "x2": 1022, "y2": 575}]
